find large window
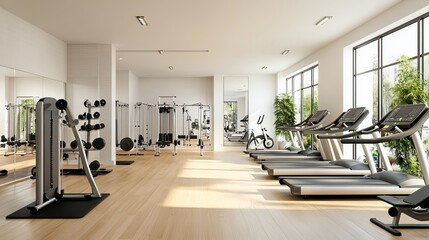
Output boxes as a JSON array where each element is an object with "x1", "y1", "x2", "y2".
[
  {"x1": 284, "y1": 65, "x2": 319, "y2": 123},
  {"x1": 282, "y1": 65, "x2": 319, "y2": 148},
  {"x1": 353, "y1": 13, "x2": 429, "y2": 161}
]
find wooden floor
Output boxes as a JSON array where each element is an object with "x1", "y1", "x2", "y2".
[{"x1": 0, "y1": 149, "x2": 427, "y2": 240}]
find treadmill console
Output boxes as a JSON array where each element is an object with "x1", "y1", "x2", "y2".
[
  {"x1": 381, "y1": 104, "x2": 428, "y2": 130},
  {"x1": 307, "y1": 110, "x2": 329, "y2": 125},
  {"x1": 338, "y1": 107, "x2": 367, "y2": 124}
]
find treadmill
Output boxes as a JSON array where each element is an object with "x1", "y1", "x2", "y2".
[
  {"x1": 256, "y1": 107, "x2": 368, "y2": 162},
  {"x1": 248, "y1": 110, "x2": 329, "y2": 158},
  {"x1": 280, "y1": 104, "x2": 429, "y2": 196},
  {"x1": 262, "y1": 107, "x2": 390, "y2": 177}
]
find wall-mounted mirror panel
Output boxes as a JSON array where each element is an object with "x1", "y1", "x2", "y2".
[
  {"x1": 0, "y1": 65, "x2": 65, "y2": 186},
  {"x1": 223, "y1": 76, "x2": 248, "y2": 147}
]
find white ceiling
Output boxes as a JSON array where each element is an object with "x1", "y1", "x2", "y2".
[{"x1": 0, "y1": 0, "x2": 402, "y2": 78}]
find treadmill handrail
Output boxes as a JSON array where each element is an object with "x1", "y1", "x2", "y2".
[
  {"x1": 308, "y1": 109, "x2": 369, "y2": 134},
  {"x1": 302, "y1": 112, "x2": 346, "y2": 134},
  {"x1": 341, "y1": 108, "x2": 429, "y2": 144},
  {"x1": 317, "y1": 109, "x2": 393, "y2": 139},
  {"x1": 278, "y1": 110, "x2": 330, "y2": 132}
]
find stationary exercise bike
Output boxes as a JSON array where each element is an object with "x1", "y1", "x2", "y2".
[{"x1": 245, "y1": 115, "x2": 274, "y2": 151}]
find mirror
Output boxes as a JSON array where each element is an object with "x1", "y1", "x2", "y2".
[
  {"x1": 0, "y1": 65, "x2": 65, "y2": 186},
  {"x1": 223, "y1": 76, "x2": 249, "y2": 146}
]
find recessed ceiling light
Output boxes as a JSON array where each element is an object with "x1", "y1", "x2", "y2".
[
  {"x1": 281, "y1": 50, "x2": 290, "y2": 55},
  {"x1": 158, "y1": 50, "x2": 164, "y2": 54},
  {"x1": 315, "y1": 16, "x2": 332, "y2": 26},
  {"x1": 119, "y1": 57, "x2": 123, "y2": 61},
  {"x1": 261, "y1": 66, "x2": 267, "y2": 70},
  {"x1": 168, "y1": 66, "x2": 173, "y2": 70},
  {"x1": 136, "y1": 16, "x2": 148, "y2": 26}
]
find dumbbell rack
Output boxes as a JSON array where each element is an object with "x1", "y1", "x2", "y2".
[{"x1": 64, "y1": 99, "x2": 111, "y2": 176}]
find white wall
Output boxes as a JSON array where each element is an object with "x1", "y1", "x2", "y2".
[
  {"x1": 67, "y1": 44, "x2": 116, "y2": 165},
  {"x1": 116, "y1": 70, "x2": 140, "y2": 141},
  {"x1": 0, "y1": 75, "x2": 5, "y2": 135},
  {"x1": 0, "y1": 8, "x2": 66, "y2": 82},
  {"x1": 10, "y1": 77, "x2": 65, "y2": 101},
  {"x1": 278, "y1": 0, "x2": 429, "y2": 124},
  {"x1": 213, "y1": 74, "x2": 276, "y2": 151}
]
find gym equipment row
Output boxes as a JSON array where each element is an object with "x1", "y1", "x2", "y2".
[{"x1": 1, "y1": 102, "x2": 36, "y2": 157}]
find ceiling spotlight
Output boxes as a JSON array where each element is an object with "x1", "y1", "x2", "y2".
[
  {"x1": 136, "y1": 16, "x2": 148, "y2": 26},
  {"x1": 119, "y1": 57, "x2": 123, "y2": 61},
  {"x1": 261, "y1": 66, "x2": 267, "y2": 70},
  {"x1": 168, "y1": 66, "x2": 173, "y2": 70},
  {"x1": 281, "y1": 50, "x2": 290, "y2": 55},
  {"x1": 158, "y1": 50, "x2": 164, "y2": 54},
  {"x1": 315, "y1": 16, "x2": 333, "y2": 26}
]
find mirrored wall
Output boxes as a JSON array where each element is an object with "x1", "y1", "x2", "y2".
[
  {"x1": 0, "y1": 65, "x2": 65, "y2": 186},
  {"x1": 223, "y1": 76, "x2": 248, "y2": 147}
]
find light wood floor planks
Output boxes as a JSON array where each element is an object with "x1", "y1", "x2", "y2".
[{"x1": 0, "y1": 150, "x2": 427, "y2": 240}]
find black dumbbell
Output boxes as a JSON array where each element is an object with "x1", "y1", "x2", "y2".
[
  {"x1": 84, "y1": 100, "x2": 90, "y2": 107},
  {"x1": 94, "y1": 124, "x2": 100, "y2": 130},
  {"x1": 93, "y1": 112, "x2": 100, "y2": 119},
  {"x1": 85, "y1": 124, "x2": 93, "y2": 131},
  {"x1": 92, "y1": 138, "x2": 106, "y2": 150},
  {"x1": 86, "y1": 113, "x2": 92, "y2": 120},
  {"x1": 99, "y1": 123, "x2": 105, "y2": 129},
  {"x1": 89, "y1": 160, "x2": 100, "y2": 170},
  {"x1": 94, "y1": 100, "x2": 100, "y2": 107},
  {"x1": 1, "y1": 135, "x2": 7, "y2": 142},
  {"x1": 80, "y1": 124, "x2": 86, "y2": 131},
  {"x1": 84, "y1": 142, "x2": 92, "y2": 150},
  {"x1": 78, "y1": 114, "x2": 85, "y2": 120},
  {"x1": 63, "y1": 153, "x2": 69, "y2": 160},
  {"x1": 100, "y1": 99, "x2": 106, "y2": 106},
  {"x1": 70, "y1": 140, "x2": 78, "y2": 149}
]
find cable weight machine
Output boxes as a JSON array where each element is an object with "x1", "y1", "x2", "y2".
[
  {"x1": 29, "y1": 97, "x2": 102, "y2": 213},
  {"x1": 155, "y1": 96, "x2": 178, "y2": 156},
  {"x1": 179, "y1": 103, "x2": 210, "y2": 156}
]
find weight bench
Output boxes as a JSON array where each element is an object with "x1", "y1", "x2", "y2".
[{"x1": 370, "y1": 185, "x2": 429, "y2": 236}]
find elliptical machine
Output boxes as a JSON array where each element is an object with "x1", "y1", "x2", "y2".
[{"x1": 245, "y1": 115, "x2": 274, "y2": 152}]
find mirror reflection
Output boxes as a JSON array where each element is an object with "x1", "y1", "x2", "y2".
[
  {"x1": 223, "y1": 76, "x2": 248, "y2": 146},
  {"x1": 0, "y1": 65, "x2": 65, "y2": 186}
]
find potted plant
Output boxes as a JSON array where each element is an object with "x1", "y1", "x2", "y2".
[
  {"x1": 388, "y1": 55, "x2": 429, "y2": 177},
  {"x1": 274, "y1": 93, "x2": 296, "y2": 149}
]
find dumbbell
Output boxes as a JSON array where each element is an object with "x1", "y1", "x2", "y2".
[
  {"x1": 100, "y1": 99, "x2": 106, "y2": 106},
  {"x1": 93, "y1": 112, "x2": 100, "y2": 119},
  {"x1": 84, "y1": 142, "x2": 92, "y2": 150},
  {"x1": 1, "y1": 135, "x2": 7, "y2": 142},
  {"x1": 86, "y1": 113, "x2": 92, "y2": 120},
  {"x1": 78, "y1": 114, "x2": 85, "y2": 120},
  {"x1": 80, "y1": 124, "x2": 86, "y2": 131},
  {"x1": 85, "y1": 124, "x2": 93, "y2": 131},
  {"x1": 92, "y1": 138, "x2": 106, "y2": 150},
  {"x1": 94, "y1": 100, "x2": 100, "y2": 107},
  {"x1": 84, "y1": 100, "x2": 90, "y2": 107},
  {"x1": 63, "y1": 153, "x2": 69, "y2": 160},
  {"x1": 89, "y1": 160, "x2": 100, "y2": 170},
  {"x1": 70, "y1": 140, "x2": 78, "y2": 149}
]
